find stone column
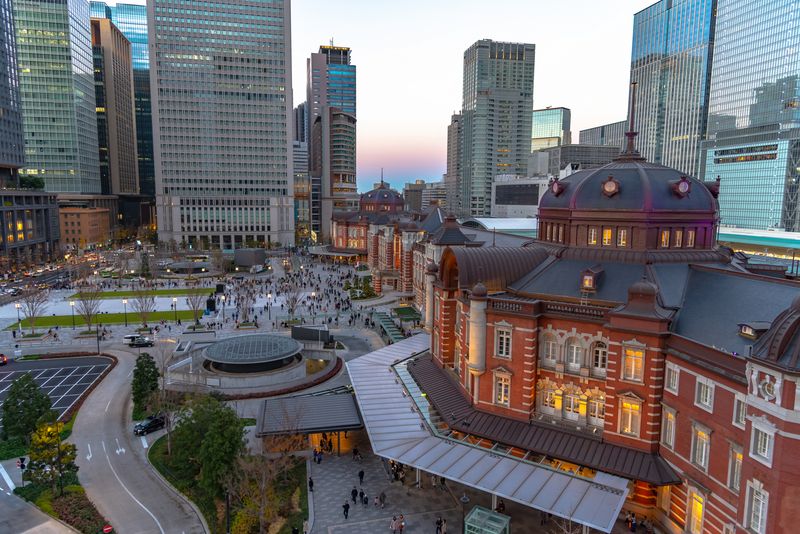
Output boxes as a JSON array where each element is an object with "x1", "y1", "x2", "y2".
[
  {"x1": 424, "y1": 262, "x2": 437, "y2": 331},
  {"x1": 468, "y1": 283, "x2": 488, "y2": 375},
  {"x1": 374, "y1": 271, "x2": 382, "y2": 294}
]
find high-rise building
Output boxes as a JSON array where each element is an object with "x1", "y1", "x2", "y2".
[
  {"x1": 531, "y1": 107, "x2": 571, "y2": 151},
  {"x1": 421, "y1": 181, "x2": 447, "y2": 211},
  {"x1": 90, "y1": 2, "x2": 153, "y2": 198},
  {"x1": 293, "y1": 141, "x2": 311, "y2": 243},
  {"x1": 310, "y1": 107, "x2": 357, "y2": 241},
  {"x1": 403, "y1": 180, "x2": 425, "y2": 212},
  {"x1": 148, "y1": 0, "x2": 294, "y2": 249},
  {"x1": 460, "y1": 39, "x2": 535, "y2": 216},
  {"x1": 307, "y1": 46, "x2": 356, "y2": 126},
  {"x1": 579, "y1": 120, "x2": 627, "y2": 148},
  {"x1": 294, "y1": 102, "x2": 308, "y2": 143},
  {"x1": 444, "y1": 113, "x2": 462, "y2": 214},
  {"x1": 630, "y1": 0, "x2": 716, "y2": 177},
  {"x1": 700, "y1": 0, "x2": 800, "y2": 231},
  {"x1": 0, "y1": 0, "x2": 60, "y2": 269},
  {"x1": 15, "y1": 0, "x2": 101, "y2": 194},
  {"x1": 91, "y1": 18, "x2": 139, "y2": 198}
]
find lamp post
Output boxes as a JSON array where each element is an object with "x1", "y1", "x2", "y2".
[
  {"x1": 311, "y1": 291, "x2": 316, "y2": 325},
  {"x1": 15, "y1": 302, "x2": 21, "y2": 333},
  {"x1": 221, "y1": 295, "x2": 226, "y2": 320},
  {"x1": 96, "y1": 329, "x2": 101, "y2": 356},
  {"x1": 267, "y1": 292, "x2": 272, "y2": 320},
  {"x1": 122, "y1": 299, "x2": 128, "y2": 327},
  {"x1": 172, "y1": 297, "x2": 178, "y2": 322},
  {"x1": 69, "y1": 301, "x2": 75, "y2": 330},
  {"x1": 460, "y1": 492, "x2": 470, "y2": 534}
]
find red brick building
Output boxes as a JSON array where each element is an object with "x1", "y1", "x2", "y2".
[{"x1": 415, "y1": 141, "x2": 800, "y2": 533}]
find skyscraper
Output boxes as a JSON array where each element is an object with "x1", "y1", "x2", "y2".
[
  {"x1": 307, "y1": 46, "x2": 357, "y2": 126},
  {"x1": 91, "y1": 18, "x2": 139, "y2": 197},
  {"x1": 630, "y1": 0, "x2": 716, "y2": 177},
  {"x1": 293, "y1": 140, "x2": 311, "y2": 243},
  {"x1": 14, "y1": 0, "x2": 101, "y2": 194},
  {"x1": 531, "y1": 107, "x2": 571, "y2": 151},
  {"x1": 579, "y1": 120, "x2": 627, "y2": 148},
  {"x1": 0, "y1": 0, "x2": 23, "y2": 187},
  {"x1": 90, "y1": 2, "x2": 154, "y2": 198},
  {"x1": 148, "y1": 0, "x2": 294, "y2": 249},
  {"x1": 460, "y1": 39, "x2": 535, "y2": 216},
  {"x1": 701, "y1": 0, "x2": 800, "y2": 231},
  {"x1": 444, "y1": 113, "x2": 462, "y2": 214},
  {"x1": 294, "y1": 102, "x2": 308, "y2": 143}
]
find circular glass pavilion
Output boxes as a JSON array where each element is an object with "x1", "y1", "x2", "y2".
[{"x1": 203, "y1": 334, "x2": 302, "y2": 374}]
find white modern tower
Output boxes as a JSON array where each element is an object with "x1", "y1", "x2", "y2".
[{"x1": 148, "y1": 0, "x2": 294, "y2": 249}]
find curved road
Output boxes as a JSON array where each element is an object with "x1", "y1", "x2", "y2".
[{"x1": 72, "y1": 346, "x2": 206, "y2": 534}]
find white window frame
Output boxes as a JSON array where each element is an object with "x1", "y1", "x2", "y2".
[
  {"x1": 665, "y1": 362, "x2": 679, "y2": 394},
  {"x1": 494, "y1": 372, "x2": 511, "y2": 407},
  {"x1": 657, "y1": 485, "x2": 671, "y2": 513},
  {"x1": 621, "y1": 345, "x2": 644, "y2": 382},
  {"x1": 661, "y1": 406, "x2": 676, "y2": 449},
  {"x1": 602, "y1": 227, "x2": 613, "y2": 246},
  {"x1": 540, "y1": 387, "x2": 556, "y2": 415},
  {"x1": 566, "y1": 340, "x2": 583, "y2": 371},
  {"x1": 495, "y1": 328, "x2": 512, "y2": 359},
  {"x1": 695, "y1": 377, "x2": 715, "y2": 412},
  {"x1": 728, "y1": 445, "x2": 743, "y2": 493},
  {"x1": 617, "y1": 228, "x2": 628, "y2": 247},
  {"x1": 750, "y1": 423, "x2": 774, "y2": 468},
  {"x1": 619, "y1": 397, "x2": 642, "y2": 437},
  {"x1": 746, "y1": 480, "x2": 768, "y2": 534},
  {"x1": 563, "y1": 393, "x2": 580, "y2": 420},
  {"x1": 733, "y1": 394, "x2": 746, "y2": 429},
  {"x1": 588, "y1": 226, "x2": 598, "y2": 245},
  {"x1": 691, "y1": 424, "x2": 711, "y2": 471},
  {"x1": 541, "y1": 337, "x2": 558, "y2": 367},
  {"x1": 687, "y1": 491, "x2": 705, "y2": 534},
  {"x1": 588, "y1": 396, "x2": 605, "y2": 426},
  {"x1": 592, "y1": 343, "x2": 607, "y2": 377}
]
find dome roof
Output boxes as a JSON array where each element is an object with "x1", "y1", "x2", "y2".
[
  {"x1": 360, "y1": 183, "x2": 404, "y2": 206},
  {"x1": 540, "y1": 160, "x2": 716, "y2": 213}
]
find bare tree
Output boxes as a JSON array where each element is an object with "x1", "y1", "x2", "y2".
[
  {"x1": 185, "y1": 291, "x2": 206, "y2": 327},
  {"x1": 20, "y1": 289, "x2": 49, "y2": 335},
  {"x1": 211, "y1": 248, "x2": 226, "y2": 274},
  {"x1": 150, "y1": 341, "x2": 179, "y2": 456},
  {"x1": 116, "y1": 251, "x2": 132, "y2": 286},
  {"x1": 281, "y1": 280, "x2": 302, "y2": 320},
  {"x1": 238, "y1": 291, "x2": 255, "y2": 323},
  {"x1": 74, "y1": 285, "x2": 103, "y2": 332},
  {"x1": 131, "y1": 289, "x2": 156, "y2": 327}
]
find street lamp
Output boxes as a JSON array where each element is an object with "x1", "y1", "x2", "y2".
[
  {"x1": 459, "y1": 492, "x2": 470, "y2": 534},
  {"x1": 122, "y1": 299, "x2": 128, "y2": 327},
  {"x1": 15, "y1": 302, "x2": 21, "y2": 333},
  {"x1": 172, "y1": 297, "x2": 178, "y2": 322},
  {"x1": 267, "y1": 292, "x2": 272, "y2": 320},
  {"x1": 221, "y1": 295, "x2": 226, "y2": 320},
  {"x1": 311, "y1": 291, "x2": 316, "y2": 324},
  {"x1": 69, "y1": 301, "x2": 75, "y2": 330}
]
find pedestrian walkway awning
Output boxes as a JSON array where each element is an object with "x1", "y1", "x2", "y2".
[
  {"x1": 346, "y1": 334, "x2": 629, "y2": 533},
  {"x1": 308, "y1": 245, "x2": 361, "y2": 257},
  {"x1": 255, "y1": 393, "x2": 363, "y2": 436}
]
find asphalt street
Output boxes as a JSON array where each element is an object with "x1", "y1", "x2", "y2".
[{"x1": 71, "y1": 346, "x2": 206, "y2": 534}]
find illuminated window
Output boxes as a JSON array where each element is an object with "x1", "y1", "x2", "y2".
[
  {"x1": 495, "y1": 328, "x2": 511, "y2": 359},
  {"x1": 729, "y1": 446, "x2": 743, "y2": 492},
  {"x1": 546, "y1": 224, "x2": 552, "y2": 241},
  {"x1": 622, "y1": 347, "x2": 644, "y2": 382},
  {"x1": 661, "y1": 407, "x2": 676, "y2": 448},
  {"x1": 687, "y1": 229, "x2": 696, "y2": 248},
  {"x1": 674, "y1": 229, "x2": 683, "y2": 248},
  {"x1": 587, "y1": 226, "x2": 598, "y2": 245},
  {"x1": 660, "y1": 229, "x2": 670, "y2": 248},
  {"x1": 541, "y1": 337, "x2": 558, "y2": 366},
  {"x1": 542, "y1": 389, "x2": 556, "y2": 411},
  {"x1": 617, "y1": 228, "x2": 628, "y2": 247},
  {"x1": 620, "y1": 399, "x2": 641, "y2": 436},
  {"x1": 692, "y1": 426, "x2": 710, "y2": 470},
  {"x1": 688, "y1": 492, "x2": 705, "y2": 534},
  {"x1": 563, "y1": 393, "x2": 580, "y2": 417},
  {"x1": 747, "y1": 482, "x2": 768, "y2": 534},
  {"x1": 581, "y1": 274, "x2": 595, "y2": 290},
  {"x1": 602, "y1": 227, "x2": 612, "y2": 246},
  {"x1": 588, "y1": 397, "x2": 605, "y2": 425},
  {"x1": 494, "y1": 373, "x2": 510, "y2": 406},
  {"x1": 557, "y1": 225, "x2": 564, "y2": 243}
]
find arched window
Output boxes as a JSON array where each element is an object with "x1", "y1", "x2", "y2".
[
  {"x1": 565, "y1": 338, "x2": 583, "y2": 372},
  {"x1": 592, "y1": 342, "x2": 608, "y2": 377},
  {"x1": 538, "y1": 381, "x2": 557, "y2": 415},
  {"x1": 540, "y1": 334, "x2": 558, "y2": 368}
]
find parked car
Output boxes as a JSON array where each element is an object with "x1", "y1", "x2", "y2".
[
  {"x1": 0, "y1": 354, "x2": 8, "y2": 365},
  {"x1": 129, "y1": 336, "x2": 154, "y2": 348},
  {"x1": 134, "y1": 414, "x2": 165, "y2": 436}
]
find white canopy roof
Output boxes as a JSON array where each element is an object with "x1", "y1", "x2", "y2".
[{"x1": 346, "y1": 334, "x2": 628, "y2": 533}]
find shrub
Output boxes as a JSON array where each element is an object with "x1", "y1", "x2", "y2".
[{"x1": 51, "y1": 490, "x2": 108, "y2": 533}]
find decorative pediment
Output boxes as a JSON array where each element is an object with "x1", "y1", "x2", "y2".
[{"x1": 617, "y1": 390, "x2": 645, "y2": 402}]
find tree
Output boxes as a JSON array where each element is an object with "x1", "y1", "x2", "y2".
[
  {"x1": 75, "y1": 285, "x2": 103, "y2": 332},
  {"x1": 237, "y1": 291, "x2": 254, "y2": 323},
  {"x1": 131, "y1": 289, "x2": 156, "y2": 327},
  {"x1": 139, "y1": 251, "x2": 151, "y2": 278},
  {"x1": 20, "y1": 288, "x2": 49, "y2": 335},
  {"x1": 150, "y1": 342, "x2": 178, "y2": 455},
  {"x1": 131, "y1": 353, "x2": 159, "y2": 419},
  {"x1": 211, "y1": 248, "x2": 227, "y2": 274},
  {"x1": 1, "y1": 373, "x2": 52, "y2": 441},
  {"x1": 186, "y1": 291, "x2": 206, "y2": 326},
  {"x1": 281, "y1": 281, "x2": 302, "y2": 320},
  {"x1": 171, "y1": 396, "x2": 245, "y2": 497},
  {"x1": 27, "y1": 417, "x2": 78, "y2": 496}
]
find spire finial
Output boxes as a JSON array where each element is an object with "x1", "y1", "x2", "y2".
[
  {"x1": 380, "y1": 168, "x2": 385, "y2": 187},
  {"x1": 614, "y1": 81, "x2": 646, "y2": 162}
]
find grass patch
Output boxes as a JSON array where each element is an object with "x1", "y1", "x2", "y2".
[
  {"x1": 6, "y1": 310, "x2": 197, "y2": 330},
  {"x1": 277, "y1": 461, "x2": 308, "y2": 534},
  {"x1": 0, "y1": 435, "x2": 27, "y2": 461},
  {"x1": 22, "y1": 333, "x2": 44, "y2": 338},
  {"x1": 18, "y1": 355, "x2": 41, "y2": 361},
  {"x1": 69, "y1": 287, "x2": 210, "y2": 300}
]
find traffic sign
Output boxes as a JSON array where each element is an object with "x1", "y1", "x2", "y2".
[{"x1": 103, "y1": 525, "x2": 113, "y2": 533}]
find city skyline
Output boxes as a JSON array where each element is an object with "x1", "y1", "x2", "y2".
[{"x1": 110, "y1": 0, "x2": 654, "y2": 191}]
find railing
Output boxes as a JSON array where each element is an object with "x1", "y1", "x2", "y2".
[{"x1": 543, "y1": 301, "x2": 606, "y2": 319}]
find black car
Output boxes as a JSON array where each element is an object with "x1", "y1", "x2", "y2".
[
  {"x1": 129, "y1": 336, "x2": 154, "y2": 347},
  {"x1": 134, "y1": 415, "x2": 165, "y2": 436}
]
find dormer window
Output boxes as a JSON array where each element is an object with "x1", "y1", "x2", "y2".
[
  {"x1": 602, "y1": 227, "x2": 613, "y2": 246},
  {"x1": 580, "y1": 265, "x2": 604, "y2": 292},
  {"x1": 660, "y1": 229, "x2": 670, "y2": 248},
  {"x1": 738, "y1": 322, "x2": 770, "y2": 340},
  {"x1": 588, "y1": 227, "x2": 598, "y2": 245},
  {"x1": 617, "y1": 228, "x2": 628, "y2": 247}
]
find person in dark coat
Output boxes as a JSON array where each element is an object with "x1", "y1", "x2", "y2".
[
  {"x1": 351, "y1": 486, "x2": 358, "y2": 503},
  {"x1": 308, "y1": 477, "x2": 313, "y2": 492},
  {"x1": 342, "y1": 501, "x2": 350, "y2": 519},
  {"x1": 358, "y1": 469, "x2": 365, "y2": 485}
]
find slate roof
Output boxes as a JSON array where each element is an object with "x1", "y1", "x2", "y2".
[
  {"x1": 256, "y1": 394, "x2": 363, "y2": 436},
  {"x1": 445, "y1": 247, "x2": 550, "y2": 292},
  {"x1": 408, "y1": 355, "x2": 681, "y2": 486},
  {"x1": 417, "y1": 206, "x2": 446, "y2": 234},
  {"x1": 510, "y1": 260, "x2": 646, "y2": 303}
]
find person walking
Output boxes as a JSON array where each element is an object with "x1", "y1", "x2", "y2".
[
  {"x1": 358, "y1": 489, "x2": 364, "y2": 505},
  {"x1": 342, "y1": 501, "x2": 350, "y2": 520},
  {"x1": 441, "y1": 518, "x2": 448, "y2": 534},
  {"x1": 436, "y1": 516, "x2": 443, "y2": 534},
  {"x1": 308, "y1": 477, "x2": 313, "y2": 492},
  {"x1": 351, "y1": 486, "x2": 358, "y2": 504},
  {"x1": 379, "y1": 491, "x2": 386, "y2": 508},
  {"x1": 358, "y1": 469, "x2": 365, "y2": 486},
  {"x1": 398, "y1": 514, "x2": 406, "y2": 533},
  {"x1": 390, "y1": 516, "x2": 399, "y2": 534}
]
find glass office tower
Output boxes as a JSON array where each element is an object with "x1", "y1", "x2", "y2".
[
  {"x1": 90, "y1": 2, "x2": 153, "y2": 197},
  {"x1": 460, "y1": 39, "x2": 535, "y2": 216},
  {"x1": 14, "y1": 0, "x2": 101, "y2": 193},
  {"x1": 579, "y1": 120, "x2": 627, "y2": 149},
  {"x1": 701, "y1": 0, "x2": 800, "y2": 231},
  {"x1": 630, "y1": 0, "x2": 716, "y2": 177},
  {"x1": 148, "y1": 0, "x2": 294, "y2": 249},
  {"x1": 0, "y1": 0, "x2": 24, "y2": 184},
  {"x1": 531, "y1": 107, "x2": 571, "y2": 151}
]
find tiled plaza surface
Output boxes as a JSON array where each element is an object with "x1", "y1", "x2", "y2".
[{"x1": 308, "y1": 432, "x2": 637, "y2": 534}]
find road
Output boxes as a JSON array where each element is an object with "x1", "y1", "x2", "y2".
[{"x1": 72, "y1": 346, "x2": 206, "y2": 534}]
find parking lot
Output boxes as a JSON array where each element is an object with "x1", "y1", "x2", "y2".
[{"x1": 0, "y1": 356, "x2": 111, "y2": 429}]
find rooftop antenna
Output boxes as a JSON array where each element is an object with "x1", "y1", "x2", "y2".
[
  {"x1": 615, "y1": 81, "x2": 645, "y2": 161},
  {"x1": 380, "y1": 168, "x2": 385, "y2": 187},
  {"x1": 330, "y1": 37, "x2": 334, "y2": 47}
]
